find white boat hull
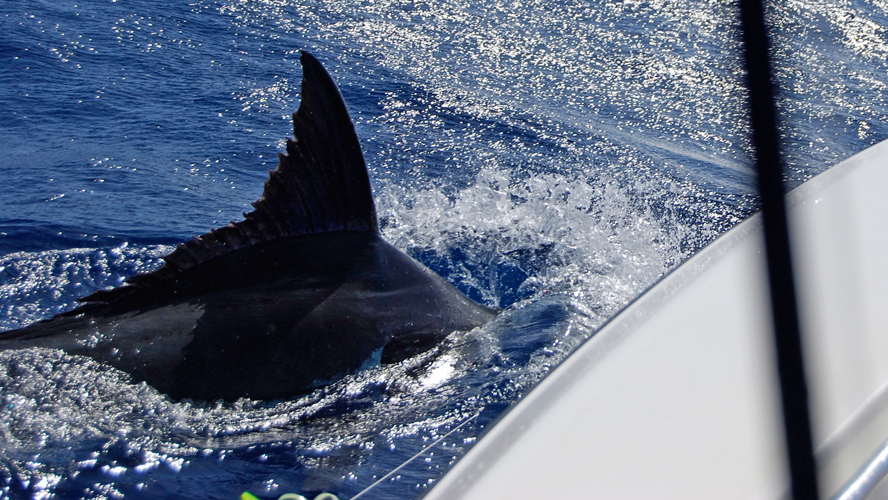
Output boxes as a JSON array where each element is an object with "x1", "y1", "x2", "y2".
[{"x1": 424, "y1": 139, "x2": 888, "y2": 499}]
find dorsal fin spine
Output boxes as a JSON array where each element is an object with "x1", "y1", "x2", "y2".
[
  {"x1": 281, "y1": 140, "x2": 323, "y2": 233},
  {"x1": 275, "y1": 154, "x2": 315, "y2": 234},
  {"x1": 281, "y1": 140, "x2": 326, "y2": 231},
  {"x1": 263, "y1": 169, "x2": 300, "y2": 233},
  {"x1": 216, "y1": 225, "x2": 246, "y2": 250},
  {"x1": 184, "y1": 237, "x2": 213, "y2": 262},
  {"x1": 286, "y1": 131, "x2": 328, "y2": 229}
]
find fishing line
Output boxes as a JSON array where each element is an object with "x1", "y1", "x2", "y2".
[{"x1": 349, "y1": 412, "x2": 480, "y2": 499}]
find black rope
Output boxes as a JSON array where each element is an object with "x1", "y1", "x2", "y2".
[{"x1": 737, "y1": 0, "x2": 819, "y2": 498}]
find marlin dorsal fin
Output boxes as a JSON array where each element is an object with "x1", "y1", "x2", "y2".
[
  {"x1": 251, "y1": 51, "x2": 378, "y2": 236},
  {"x1": 80, "y1": 52, "x2": 377, "y2": 303}
]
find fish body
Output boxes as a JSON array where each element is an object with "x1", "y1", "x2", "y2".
[{"x1": 0, "y1": 52, "x2": 495, "y2": 401}]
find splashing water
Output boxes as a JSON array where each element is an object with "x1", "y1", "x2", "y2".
[{"x1": 1, "y1": 0, "x2": 887, "y2": 497}]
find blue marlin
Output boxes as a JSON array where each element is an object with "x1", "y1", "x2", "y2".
[{"x1": 0, "y1": 52, "x2": 495, "y2": 401}]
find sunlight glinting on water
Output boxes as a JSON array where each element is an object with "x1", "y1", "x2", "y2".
[{"x1": 1, "y1": 0, "x2": 887, "y2": 496}]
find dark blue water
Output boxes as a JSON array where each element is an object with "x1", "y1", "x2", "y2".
[{"x1": 1, "y1": 0, "x2": 887, "y2": 498}]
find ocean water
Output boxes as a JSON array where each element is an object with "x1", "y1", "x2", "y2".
[{"x1": 1, "y1": 0, "x2": 886, "y2": 498}]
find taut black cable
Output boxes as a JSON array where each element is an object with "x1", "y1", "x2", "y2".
[{"x1": 737, "y1": 0, "x2": 820, "y2": 498}]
